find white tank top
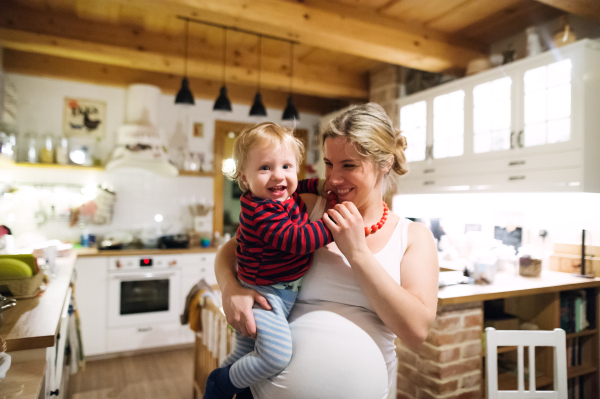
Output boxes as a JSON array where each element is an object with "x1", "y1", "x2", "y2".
[{"x1": 251, "y1": 197, "x2": 412, "y2": 399}]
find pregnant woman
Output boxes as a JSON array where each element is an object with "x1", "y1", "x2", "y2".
[{"x1": 215, "y1": 103, "x2": 439, "y2": 398}]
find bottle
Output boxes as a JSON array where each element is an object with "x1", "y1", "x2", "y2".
[
  {"x1": 525, "y1": 26, "x2": 542, "y2": 57},
  {"x1": 56, "y1": 137, "x2": 68, "y2": 165},
  {"x1": 40, "y1": 134, "x2": 54, "y2": 163},
  {"x1": 26, "y1": 133, "x2": 37, "y2": 163}
]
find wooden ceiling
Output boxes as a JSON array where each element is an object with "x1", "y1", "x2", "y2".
[{"x1": 0, "y1": 0, "x2": 590, "y2": 114}]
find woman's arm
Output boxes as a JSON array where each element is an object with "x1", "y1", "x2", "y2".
[
  {"x1": 323, "y1": 203, "x2": 438, "y2": 350},
  {"x1": 215, "y1": 237, "x2": 271, "y2": 338}
]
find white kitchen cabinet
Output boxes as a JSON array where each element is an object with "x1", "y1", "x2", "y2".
[
  {"x1": 180, "y1": 253, "x2": 217, "y2": 343},
  {"x1": 397, "y1": 39, "x2": 600, "y2": 194},
  {"x1": 74, "y1": 256, "x2": 108, "y2": 356},
  {"x1": 107, "y1": 322, "x2": 183, "y2": 352}
]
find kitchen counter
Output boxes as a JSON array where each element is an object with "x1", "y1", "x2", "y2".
[
  {"x1": 76, "y1": 246, "x2": 219, "y2": 257},
  {"x1": 438, "y1": 270, "x2": 600, "y2": 305},
  {"x1": 0, "y1": 253, "x2": 76, "y2": 399},
  {"x1": 0, "y1": 252, "x2": 76, "y2": 352}
]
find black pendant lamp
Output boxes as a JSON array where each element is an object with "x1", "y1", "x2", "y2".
[
  {"x1": 175, "y1": 20, "x2": 195, "y2": 105},
  {"x1": 213, "y1": 28, "x2": 232, "y2": 111},
  {"x1": 249, "y1": 35, "x2": 267, "y2": 117},
  {"x1": 282, "y1": 42, "x2": 299, "y2": 121}
]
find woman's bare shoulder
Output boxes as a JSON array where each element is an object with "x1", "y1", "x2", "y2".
[
  {"x1": 299, "y1": 193, "x2": 318, "y2": 214},
  {"x1": 406, "y1": 221, "x2": 435, "y2": 248}
]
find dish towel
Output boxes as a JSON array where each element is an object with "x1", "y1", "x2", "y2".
[{"x1": 0, "y1": 353, "x2": 11, "y2": 379}]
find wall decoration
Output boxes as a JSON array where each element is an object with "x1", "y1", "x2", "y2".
[
  {"x1": 193, "y1": 122, "x2": 204, "y2": 138},
  {"x1": 63, "y1": 97, "x2": 106, "y2": 139}
]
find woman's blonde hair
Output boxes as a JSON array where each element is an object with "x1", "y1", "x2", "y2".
[
  {"x1": 322, "y1": 102, "x2": 409, "y2": 196},
  {"x1": 227, "y1": 122, "x2": 305, "y2": 192}
]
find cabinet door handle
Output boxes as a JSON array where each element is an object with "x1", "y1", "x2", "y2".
[
  {"x1": 423, "y1": 168, "x2": 435, "y2": 174},
  {"x1": 510, "y1": 131, "x2": 515, "y2": 149},
  {"x1": 517, "y1": 130, "x2": 524, "y2": 148},
  {"x1": 423, "y1": 180, "x2": 436, "y2": 186},
  {"x1": 138, "y1": 326, "x2": 153, "y2": 332},
  {"x1": 508, "y1": 160, "x2": 525, "y2": 166},
  {"x1": 508, "y1": 175, "x2": 526, "y2": 181},
  {"x1": 50, "y1": 389, "x2": 59, "y2": 396}
]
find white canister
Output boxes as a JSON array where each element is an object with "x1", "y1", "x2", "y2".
[
  {"x1": 125, "y1": 84, "x2": 162, "y2": 127},
  {"x1": 194, "y1": 214, "x2": 213, "y2": 235}
]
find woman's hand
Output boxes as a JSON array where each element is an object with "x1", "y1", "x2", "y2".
[
  {"x1": 322, "y1": 201, "x2": 368, "y2": 259},
  {"x1": 221, "y1": 282, "x2": 271, "y2": 339}
]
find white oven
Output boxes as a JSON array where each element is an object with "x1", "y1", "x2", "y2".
[{"x1": 108, "y1": 255, "x2": 181, "y2": 328}]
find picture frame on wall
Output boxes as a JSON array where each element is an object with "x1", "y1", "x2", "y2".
[
  {"x1": 63, "y1": 97, "x2": 107, "y2": 139},
  {"x1": 193, "y1": 122, "x2": 204, "y2": 138}
]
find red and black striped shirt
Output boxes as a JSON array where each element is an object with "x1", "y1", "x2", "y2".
[{"x1": 236, "y1": 178, "x2": 333, "y2": 286}]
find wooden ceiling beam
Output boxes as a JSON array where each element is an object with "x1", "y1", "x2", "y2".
[
  {"x1": 0, "y1": 27, "x2": 367, "y2": 99},
  {"x1": 132, "y1": 0, "x2": 486, "y2": 72},
  {"x1": 534, "y1": 0, "x2": 600, "y2": 23},
  {"x1": 2, "y1": 49, "x2": 343, "y2": 115}
]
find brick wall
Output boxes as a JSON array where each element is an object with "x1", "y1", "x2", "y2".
[{"x1": 396, "y1": 301, "x2": 484, "y2": 399}]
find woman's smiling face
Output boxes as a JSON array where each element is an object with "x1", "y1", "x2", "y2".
[{"x1": 323, "y1": 137, "x2": 382, "y2": 209}]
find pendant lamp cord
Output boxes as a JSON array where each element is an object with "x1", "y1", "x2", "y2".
[
  {"x1": 222, "y1": 28, "x2": 227, "y2": 85},
  {"x1": 257, "y1": 35, "x2": 262, "y2": 92},
  {"x1": 289, "y1": 42, "x2": 294, "y2": 96},
  {"x1": 184, "y1": 20, "x2": 189, "y2": 77}
]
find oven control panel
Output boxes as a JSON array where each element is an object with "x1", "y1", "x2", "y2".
[{"x1": 109, "y1": 255, "x2": 181, "y2": 271}]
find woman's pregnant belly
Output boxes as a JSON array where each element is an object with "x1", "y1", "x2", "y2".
[{"x1": 251, "y1": 301, "x2": 395, "y2": 399}]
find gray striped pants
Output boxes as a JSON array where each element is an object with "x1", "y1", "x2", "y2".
[{"x1": 220, "y1": 281, "x2": 298, "y2": 389}]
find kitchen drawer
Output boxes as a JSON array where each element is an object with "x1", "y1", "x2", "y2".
[
  {"x1": 399, "y1": 167, "x2": 583, "y2": 194},
  {"x1": 405, "y1": 150, "x2": 582, "y2": 179},
  {"x1": 182, "y1": 254, "x2": 217, "y2": 285},
  {"x1": 107, "y1": 322, "x2": 183, "y2": 353}
]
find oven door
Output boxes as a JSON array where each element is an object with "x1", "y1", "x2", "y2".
[{"x1": 108, "y1": 269, "x2": 181, "y2": 328}]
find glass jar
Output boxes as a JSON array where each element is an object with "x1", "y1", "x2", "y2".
[
  {"x1": 55, "y1": 137, "x2": 68, "y2": 165},
  {"x1": 40, "y1": 134, "x2": 55, "y2": 164},
  {"x1": 25, "y1": 132, "x2": 38, "y2": 163},
  {"x1": 0, "y1": 123, "x2": 17, "y2": 161}
]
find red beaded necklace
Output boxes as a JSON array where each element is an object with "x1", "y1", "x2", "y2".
[{"x1": 327, "y1": 193, "x2": 388, "y2": 237}]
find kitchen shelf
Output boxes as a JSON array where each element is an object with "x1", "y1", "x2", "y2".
[
  {"x1": 567, "y1": 365, "x2": 598, "y2": 379},
  {"x1": 178, "y1": 170, "x2": 215, "y2": 177},
  {"x1": 10, "y1": 162, "x2": 104, "y2": 171},
  {"x1": 497, "y1": 372, "x2": 553, "y2": 390},
  {"x1": 566, "y1": 329, "x2": 598, "y2": 339}
]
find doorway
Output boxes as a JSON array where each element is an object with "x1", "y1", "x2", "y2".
[{"x1": 213, "y1": 121, "x2": 308, "y2": 237}]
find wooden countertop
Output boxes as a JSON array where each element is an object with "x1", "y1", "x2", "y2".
[
  {"x1": 76, "y1": 247, "x2": 218, "y2": 257},
  {"x1": 0, "y1": 253, "x2": 76, "y2": 352},
  {"x1": 438, "y1": 270, "x2": 600, "y2": 306},
  {"x1": 0, "y1": 359, "x2": 46, "y2": 399}
]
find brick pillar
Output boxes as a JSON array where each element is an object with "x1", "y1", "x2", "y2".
[
  {"x1": 396, "y1": 302, "x2": 484, "y2": 399},
  {"x1": 369, "y1": 64, "x2": 402, "y2": 129}
]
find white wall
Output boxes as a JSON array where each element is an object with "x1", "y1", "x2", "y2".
[{"x1": 0, "y1": 73, "x2": 321, "y2": 245}]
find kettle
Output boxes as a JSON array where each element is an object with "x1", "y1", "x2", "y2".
[{"x1": 0, "y1": 294, "x2": 17, "y2": 328}]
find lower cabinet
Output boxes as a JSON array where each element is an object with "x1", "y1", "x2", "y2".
[
  {"x1": 107, "y1": 322, "x2": 185, "y2": 353},
  {"x1": 76, "y1": 252, "x2": 217, "y2": 356}
]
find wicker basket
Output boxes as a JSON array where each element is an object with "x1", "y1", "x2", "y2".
[{"x1": 0, "y1": 271, "x2": 45, "y2": 298}]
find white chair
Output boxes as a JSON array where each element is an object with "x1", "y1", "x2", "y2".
[{"x1": 485, "y1": 327, "x2": 568, "y2": 399}]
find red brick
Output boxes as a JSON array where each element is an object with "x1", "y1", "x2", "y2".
[
  {"x1": 417, "y1": 343, "x2": 461, "y2": 363},
  {"x1": 426, "y1": 329, "x2": 482, "y2": 346},
  {"x1": 416, "y1": 373, "x2": 459, "y2": 395},
  {"x1": 417, "y1": 389, "x2": 437, "y2": 399},
  {"x1": 446, "y1": 389, "x2": 482, "y2": 399},
  {"x1": 398, "y1": 362, "x2": 421, "y2": 382},
  {"x1": 461, "y1": 342, "x2": 482, "y2": 359},
  {"x1": 397, "y1": 393, "x2": 414, "y2": 399},
  {"x1": 463, "y1": 313, "x2": 483, "y2": 328},
  {"x1": 461, "y1": 372, "x2": 482, "y2": 389},
  {"x1": 398, "y1": 347, "x2": 420, "y2": 368},
  {"x1": 421, "y1": 358, "x2": 482, "y2": 380},
  {"x1": 432, "y1": 315, "x2": 462, "y2": 332},
  {"x1": 397, "y1": 373, "x2": 418, "y2": 397}
]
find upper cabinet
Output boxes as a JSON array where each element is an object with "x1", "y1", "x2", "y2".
[{"x1": 398, "y1": 39, "x2": 600, "y2": 194}]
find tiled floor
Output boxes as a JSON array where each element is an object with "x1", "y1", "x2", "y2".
[{"x1": 68, "y1": 348, "x2": 194, "y2": 399}]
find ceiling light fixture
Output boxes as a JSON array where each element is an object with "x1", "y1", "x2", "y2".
[
  {"x1": 175, "y1": 19, "x2": 195, "y2": 105},
  {"x1": 249, "y1": 35, "x2": 267, "y2": 117},
  {"x1": 213, "y1": 27, "x2": 232, "y2": 112},
  {"x1": 282, "y1": 42, "x2": 299, "y2": 121}
]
